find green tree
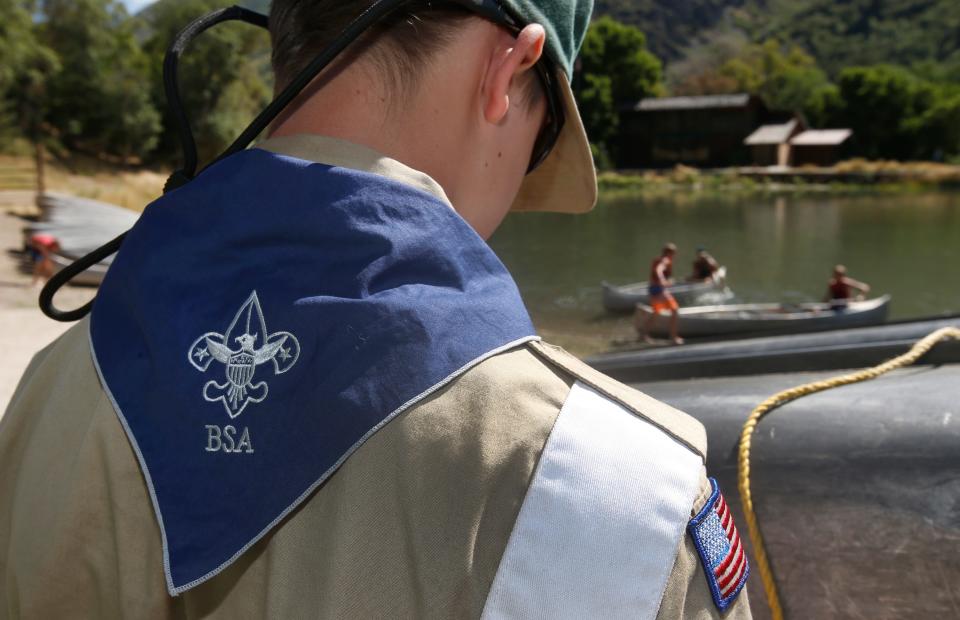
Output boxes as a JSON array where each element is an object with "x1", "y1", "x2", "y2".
[
  {"x1": 143, "y1": 0, "x2": 272, "y2": 166},
  {"x1": 802, "y1": 83, "x2": 843, "y2": 128},
  {"x1": 579, "y1": 16, "x2": 662, "y2": 105},
  {"x1": 574, "y1": 16, "x2": 662, "y2": 166},
  {"x1": 0, "y1": 0, "x2": 57, "y2": 143},
  {"x1": 912, "y1": 87, "x2": 960, "y2": 160},
  {"x1": 40, "y1": 0, "x2": 160, "y2": 160},
  {"x1": 720, "y1": 40, "x2": 835, "y2": 120},
  {"x1": 0, "y1": 0, "x2": 38, "y2": 97},
  {"x1": 576, "y1": 74, "x2": 617, "y2": 168},
  {"x1": 832, "y1": 65, "x2": 937, "y2": 160}
]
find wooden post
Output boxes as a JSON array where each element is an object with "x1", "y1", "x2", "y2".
[{"x1": 34, "y1": 139, "x2": 46, "y2": 197}]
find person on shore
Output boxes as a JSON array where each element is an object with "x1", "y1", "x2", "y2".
[
  {"x1": 639, "y1": 242, "x2": 684, "y2": 345},
  {"x1": 28, "y1": 232, "x2": 59, "y2": 287},
  {"x1": 826, "y1": 264, "x2": 870, "y2": 309},
  {"x1": 689, "y1": 246, "x2": 720, "y2": 282},
  {"x1": 0, "y1": 1, "x2": 748, "y2": 618}
]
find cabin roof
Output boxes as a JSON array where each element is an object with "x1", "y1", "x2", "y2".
[
  {"x1": 744, "y1": 119, "x2": 803, "y2": 145},
  {"x1": 790, "y1": 129, "x2": 853, "y2": 146},
  {"x1": 633, "y1": 93, "x2": 753, "y2": 112}
]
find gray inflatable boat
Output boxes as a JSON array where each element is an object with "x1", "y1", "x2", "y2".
[
  {"x1": 635, "y1": 295, "x2": 891, "y2": 338},
  {"x1": 589, "y1": 318, "x2": 960, "y2": 618}
]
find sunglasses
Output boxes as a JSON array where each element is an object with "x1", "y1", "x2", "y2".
[{"x1": 445, "y1": 0, "x2": 566, "y2": 172}]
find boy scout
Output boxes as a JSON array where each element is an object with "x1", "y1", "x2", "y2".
[{"x1": 0, "y1": 1, "x2": 751, "y2": 617}]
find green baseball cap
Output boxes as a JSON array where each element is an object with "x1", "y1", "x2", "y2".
[
  {"x1": 455, "y1": 0, "x2": 596, "y2": 213},
  {"x1": 500, "y1": 0, "x2": 597, "y2": 214},
  {"x1": 501, "y1": 0, "x2": 592, "y2": 79}
]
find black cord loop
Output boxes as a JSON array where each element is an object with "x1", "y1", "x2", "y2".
[
  {"x1": 38, "y1": 233, "x2": 126, "y2": 321},
  {"x1": 164, "y1": 5, "x2": 269, "y2": 191}
]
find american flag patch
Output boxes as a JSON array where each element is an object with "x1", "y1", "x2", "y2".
[{"x1": 688, "y1": 478, "x2": 749, "y2": 611}]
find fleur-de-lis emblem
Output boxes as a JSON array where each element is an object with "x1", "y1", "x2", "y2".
[{"x1": 187, "y1": 291, "x2": 300, "y2": 418}]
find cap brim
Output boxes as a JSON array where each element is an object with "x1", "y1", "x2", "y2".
[{"x1": 510, "y1": 71, "x2": 597, "y2": 214}]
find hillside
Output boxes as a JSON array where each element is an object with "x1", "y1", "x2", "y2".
[
  {"x1": 597, "y1": 0, "x2": 960, "y2": 76},
  {"x1": 594, "y1": 0, "x2": 747, "y2": 62},
  {"x1": 228, "y1": 0, "x2": 959, "y2": 78},
  {"x1": 744, "y1": 0, "x2": 960, "y2": 77}
]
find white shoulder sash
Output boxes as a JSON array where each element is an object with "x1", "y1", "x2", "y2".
[{"x1": 482, "y1": 382, "x2": 702, "y2": 619}]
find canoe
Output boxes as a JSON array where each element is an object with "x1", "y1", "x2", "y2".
[
  {"x1": 636, "y1": 294, "x2": 891, "y2": 338},
  {"x1": 24, "y1": 192, "x2": 138, "y2": 286},
  {"x1": 601, "y1": 266, "x2": 729, "y2": 313},
  {"x1": 49, "y1": 251, "x2": 111, "y2": 286}
]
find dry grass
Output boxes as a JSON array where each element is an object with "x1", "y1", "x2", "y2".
[
  {"x1": 4, "y1": 150, "x2": 959, "y2": 214},
  {"x1": 832, "y1": 159, "x2": 960, "y2": 183},
  {"x1": 0, "y1": 153, "x2": 166, "y2": 213},
  {"x1": 599, "y1": 159, "x2": 960, "y2": 195}
]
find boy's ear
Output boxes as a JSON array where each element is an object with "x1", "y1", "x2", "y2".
[{"x1": 483, "y1": 23, "x2": 546, "y2": 125}]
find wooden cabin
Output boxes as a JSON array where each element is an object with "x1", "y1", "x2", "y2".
[
  {"x1": 743, "y1": 118, "x2": 806, "y2": 166},
  {"x1": 616, "y1": 94, "x2": 794, "y2": 169},
  {"x1": 789, "y1": 129, "x2": 853, "y2": 166}
]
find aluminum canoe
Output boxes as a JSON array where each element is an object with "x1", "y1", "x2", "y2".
[
  {"x1": 601, "y1": 266, "x2": 729, "y2": 313},
  {"x1": 636, "y1": 294, "x2": 891, "y2": 338},
  {"x1": 25, "y1": 192, "x2": 139, "y2": 286}
]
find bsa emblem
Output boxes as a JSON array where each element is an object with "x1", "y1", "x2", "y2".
[{"x1": 188, "y1": 291, "x2": 300, "y2": 418}]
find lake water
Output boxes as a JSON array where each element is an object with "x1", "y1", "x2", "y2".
[{"x1": 489, "y1": 190, "x2": 960, "y2": 355}]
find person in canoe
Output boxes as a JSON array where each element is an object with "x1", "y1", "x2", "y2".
[
  {"x1": 826, "y1": 264, "x2": 871, "y2": 309},
  {"x1": 638, "y1": 242, "x2": 684, "y2": 345},
  {"x1": 689, "y1": 246, "x2": 720, "y2": 282}
]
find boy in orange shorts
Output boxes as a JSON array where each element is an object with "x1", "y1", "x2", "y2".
[{"x1": 638, "y1": 243, "x2": 683, "y2": 345}]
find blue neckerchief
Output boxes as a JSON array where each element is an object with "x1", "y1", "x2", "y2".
[{"x1": 89, "y1": 149, "x2": 537, "y2": 595}]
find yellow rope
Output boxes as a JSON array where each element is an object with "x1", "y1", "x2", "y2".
[{"x1": 736, "y1": 326, "x2": 960, "y2": 620}]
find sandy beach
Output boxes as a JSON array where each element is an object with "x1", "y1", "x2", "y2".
[{"x1": 0, "y1": 194, "x2": 96, "y2": 413}]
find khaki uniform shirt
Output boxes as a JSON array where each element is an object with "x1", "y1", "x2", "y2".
[{"x1": 0, "y1": 135, "x2": 750, "y2": 619}]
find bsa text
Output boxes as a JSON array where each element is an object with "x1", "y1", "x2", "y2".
[{"x1": 205, "y1": 425, "x2": 254, "y2": 454}]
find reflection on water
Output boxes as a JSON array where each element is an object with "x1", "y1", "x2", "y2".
[{"x1": 489, "y1": 191, "x2": 960, "y2": 355}]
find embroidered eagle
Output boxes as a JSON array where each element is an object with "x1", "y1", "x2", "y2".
[{"x1": 188, "y1": 291, "x2": 300, "y2": 418}]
